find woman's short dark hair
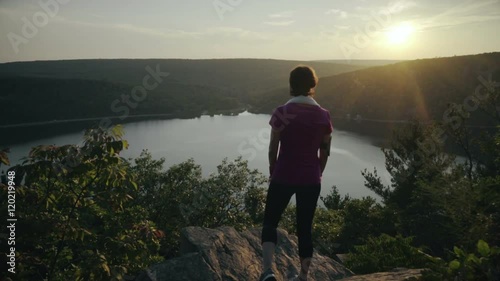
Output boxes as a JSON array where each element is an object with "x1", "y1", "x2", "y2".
[{"x1": 289, "y1": 65, "x2": 318, "y2": 96}]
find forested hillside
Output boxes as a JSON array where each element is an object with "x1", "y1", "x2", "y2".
[
  {"x1": 0, "y1": 59, "x2": 364, "y2": 93},
  {"x1": 251, "y1": 52, "x2": 500, "y2": 138},
  {"x1": 0, "y1": 59, "x2": 365, "y2": 126},
  {"x1": 1, "y1": 54, "x2": 498, "y2": 142},
  {"x1": 0, "y1": 77, "x2": 239, "y2": 126}
]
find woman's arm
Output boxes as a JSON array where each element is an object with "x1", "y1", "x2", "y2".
[
  {"x1": 319, "y1": 134, "x2": 332, "y2": 174},
  {"x1": 268, "y1": 128, "x2": 280, "y2": 176}
]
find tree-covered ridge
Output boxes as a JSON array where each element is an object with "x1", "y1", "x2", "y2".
[
  {"x1": 0, "y1": 58, "x2": 364, "y2": 127},
  {"x1": 1, "y1": 53, "x2": 498, "y2": 137},
  {"x1": 0, "y1": 59, "x2": 364, "y2": 93},
  {"x1": 0, "y1": 76, "x2": 244, "y2": 126},
  {"x1": 251, "y1": 52, "x2": 500, "y2": 139},
  {"x1": 318, "y1": 52, "x2": 499, "y2": 121}
]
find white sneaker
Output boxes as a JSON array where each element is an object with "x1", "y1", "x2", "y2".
[
  {"x1": 289, "y1": 275, "x2": 307, "y2": 281},
  {"x1": 259, "y1": 268, "x2": 277, "y2": 281}
]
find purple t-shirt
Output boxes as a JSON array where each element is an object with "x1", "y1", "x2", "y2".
[{"x1": 269, "y1": 103, "x2": 333, "y2": 185}]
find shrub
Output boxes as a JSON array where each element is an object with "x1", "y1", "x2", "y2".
[
  {"x1": 422, "y1": 240, "x2": 500, "y2": 281},
  {"x1": 345, "y1": 234, "x2": 429, "y2": 274}
]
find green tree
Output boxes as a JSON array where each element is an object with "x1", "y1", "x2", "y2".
[
  {"x1": 423, "y1": 240, "x2": 500, "y2": 281},
  {"x1": 346, "y1": 234, "x2": 429, "y2": 274},
  {"x1": 130, "y1": 152, "x2": 202, "y2": 258},
  {"x1": 320, "y1": 186, "x2": 351, "y2": 211},
  {"x1": 362, "y1": 121, "x2": 461, "y2": 255},
  {"x1": 131, "y1": 153, "x2": 268, "y2": 259},
  {"x1": 0, "y1": 126, "x2": 163, "y2": 281}
]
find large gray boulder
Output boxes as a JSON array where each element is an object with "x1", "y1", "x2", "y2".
[{"x1": 135, "y1": 226, "x2": 353, "y2": 281}]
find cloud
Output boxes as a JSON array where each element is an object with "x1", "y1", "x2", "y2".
[
  {"x1": 263, "y1": 20, "x2": 295, "y2": 26},
  {"x1": 115, "y1": 24, "x2": 202, "y2": 39},
  {"x1": 268, "y1": 11, "x2": 295, "y2": 18},
  {"x1": 415, "y1": 0, "x2": 500, "y2": 30},
  {"x1": 387, "y1": 0, "x2": 417, "y2": 14},
  {"x1": 327, "y1": 1, "x2": 416, "y2": 22},
  {"x1": 325, "y1": 9, "x2": 348, "y2": 19},
  {"x1": 353, "y1": 0, "x2": 417, "y2": 14},
  {"x1": 8, "y1": 9, "x2": 273, "y2": 43},
  {"x1": 204, "y1": 27, "x2": 272, "y2": 41},
  {"x1": 265, "y1": 11, "x2": 296, "y2": 26},
  {"x1": 51, "y1": 17, "x2": 202, "y2": 39},
  {"x1": 54, "y1": 18, "x2": 273, "y2": 41}
]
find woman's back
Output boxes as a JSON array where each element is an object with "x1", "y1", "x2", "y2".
[
  {"x1": 260, "y1": 65, "x2": 332, "y2": 281},
  {"x1": 269, "y1": 102, "x2": 332, "y2": 185}
]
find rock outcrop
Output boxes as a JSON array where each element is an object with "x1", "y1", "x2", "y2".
[{"x1": 135, "y1": 226, "x2": 423, "y2": 281}]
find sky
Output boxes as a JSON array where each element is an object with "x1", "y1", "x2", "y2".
[{"x1": 0, "y1": 0, "x2": 499, "y2": 63}]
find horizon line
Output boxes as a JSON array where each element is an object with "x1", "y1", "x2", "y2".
[{"x1": 0, "y1": 51, "x2": 498, "y2": 64}]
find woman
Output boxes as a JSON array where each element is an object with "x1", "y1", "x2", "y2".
[{"x1": 259, "y1": 66, "x2": 333, "y2": 281}]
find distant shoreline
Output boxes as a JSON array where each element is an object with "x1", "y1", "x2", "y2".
[
  {"x1": 0, "y1": 107, "x2": 250, "y2": 129},
  {"x1": 0, "y1": 113, "x2": 176, "y2": 129}
]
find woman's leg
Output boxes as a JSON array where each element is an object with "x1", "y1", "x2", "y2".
[
  {"x1": 261, "y1": 181, "x2": 294, "y2": 271},
  {"x1": 295, "y1": 184, "x2": 321, "y2": 280}
]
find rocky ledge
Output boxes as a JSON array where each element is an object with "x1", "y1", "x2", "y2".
[{"x1": 135, "y1": 226, "x2": 423, "y2": 281}]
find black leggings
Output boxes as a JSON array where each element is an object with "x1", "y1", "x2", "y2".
[{"x1": 261, "y1": 181, "x2": 321, "y2": 258}]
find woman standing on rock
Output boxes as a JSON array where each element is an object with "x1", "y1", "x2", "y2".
[{"x1": 259, "y1": 65, "x2": 333, "y2": 281}]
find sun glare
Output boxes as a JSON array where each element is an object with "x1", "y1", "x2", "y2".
[{"x1": 385, "y1": 23, "x2": 415, "y2": 45}]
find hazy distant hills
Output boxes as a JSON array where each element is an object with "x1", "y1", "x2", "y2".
[
  {"x1": 0, "y1": 58, "x2": 365, "y2": 96},
  {"x1": 0, "y1": 54, "x2": 498, "y2": 140},
  {"x1": 0, "y1": 59, "x2": 367, "y2": 126}
]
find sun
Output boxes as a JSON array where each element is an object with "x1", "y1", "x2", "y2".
[{"x1": 385, "y1": 23, "x2": 415, "y2": 45}]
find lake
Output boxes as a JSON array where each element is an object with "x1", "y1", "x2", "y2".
[{"x1": 2, "y1": 112, "x2": 391, "y2": 200}]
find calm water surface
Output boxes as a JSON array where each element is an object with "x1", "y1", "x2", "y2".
[{"x1": 5, "y1": 112, "x2": 391, "y2": 200}]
